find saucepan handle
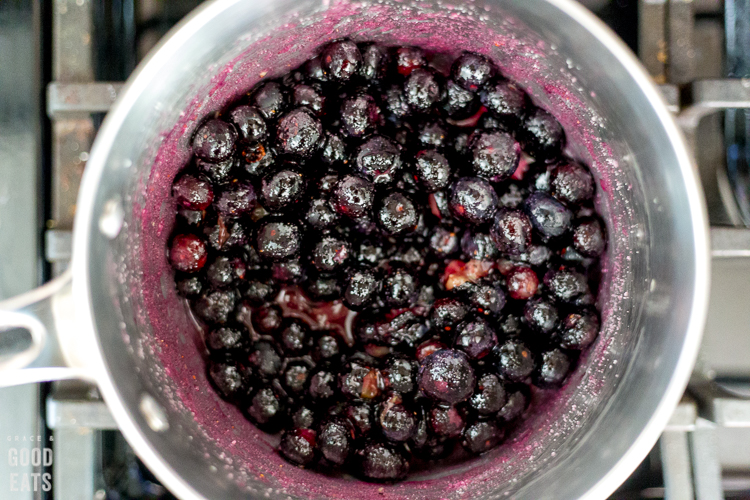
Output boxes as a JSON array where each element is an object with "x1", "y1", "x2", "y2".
[{"x1": 0, "y1": 270, "x2": 94, "y2": 387}]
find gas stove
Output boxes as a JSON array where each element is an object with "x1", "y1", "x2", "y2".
[{"x1": 0, "y1": 1, "x2": 748, "y2": 499}]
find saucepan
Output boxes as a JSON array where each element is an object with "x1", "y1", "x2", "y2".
[{"x1": 0, "y1": 0, "x2": 710, "y2": 498}]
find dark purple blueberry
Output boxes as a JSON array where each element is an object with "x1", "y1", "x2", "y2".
[
  {"x1": 418, "y1": 349, "x2": 476, "y2": 404},
  {"x1": 404, "y1": 68, "x2": 442, "y2": 112},
  {"x1": 318, "y1": 174, "x2": 341, "y2": 195},
  {"x1": 429, "y1": 405, "x2": 466, "y2": 438},
  {"x1": 256, "y1": 220, "x2": 301, "y2": 261},
  {"x1": 284, "y1": 362, "x2": 313, "y2": 395},
  {"x1": 382, "y1": 85, "x2": 411, "y2": 121},
  {"x1": 305, "y1": 274, "x2": 341, "y2": 300},
  {"x1": 292, "y1": 406, "x2": 317, "y2": 429},
  {"x1": 194, "y1": 288, "x2": 237, "y2": 325},
  {"x1": 343, "y1": 268, "x2": 381, "y2": 310},
  {"x1": 430, "y1": 298, "x2": 469, "y2": 335},
  {"x1": 429, "y1": 226, "x2": 460, "y2": 256},
  {"x1": 192, "y1": 119, "x2": 237, "y2": 162},
  {"x1": 536, "y1": 348, "x2": 572, "y2": 386},
  {"x1": 359, "y1": 43, "x2": 390, "y2": 81},
  {"x1": 229, "y1": 105, "x2": 267, "y2": 141},
  {"x1": 497, "y1": 385, "x2": 529, "y2": 422},
  {"x1": 491, "y1": 208, "x2": 533, "y2": 255},
  {"x1": 356, "y1": 442, "x2": 409, "y2": 481},
  {"x1": 173, "y1": 174, "x2": 214, "y2": 210},
  {"x1": 383, "y1": 357, "x2": 417, "y2": 394},
  {"x1": 319, "y1": 132, "x2": 348, "y2": 166},
  {"x1": 379, "y1": 394, "x2": 417, "y2": 442},
  {"x1": 413, "y1": 150, "x2": 451, "y2": 192},
  {"x1": 318, "y1": 418, "x2": 354, "y2": 464},
  {"x1": 333, "y1": 175, "x2": 375, "y2": 219},
  {"x1": 377, "y1": 193, "x2": 417, "y2": 235},
  {"x1": 208, "y1": 361, "x2": 248, "y2": 400},
  {"x1": 272, "y1": 258, "x2": 306, "y2": 284},
  {"x1": 176, "y1": 207, "x2": 204, "y2": 227},
  {"x1": 279, "y1": 319, "x2": 312, "y2": 354},
  {"x1": 498, "y1": 181, "x2": 528, "y2": 208},
  {"x1": 339, "y1": 358, "x2": 380, "y2": 400},
  {"x1": 346, "y1": 403, "x2": 374, "y2": 436},
  {"x1": 461, "y1": 231, "x2": 498, "y2": 260},
  {"x1": 309, "y1": 370, "x2": 337, "y2": 402},
  {"x1": 551, "y1": 162, "x2": 594, "y2": 205},
  {"x1": 395, "y1": 46, "x2": 426, "y2": 76},
  {"x1": 498, "y1": 314, "x2": 524, "y2": 338},
  {"x1": 544, "y1": 268, "x2": 590, "y2": 303},
  {"x1": 312, "y1": 236, "x2": 350, "y2": 272},
  {"x1": 496, "y1": 339, "x2": 535, "y2": 382},
  {"x1": 524, "y1": 192, "x2": 573, "y2": 240},
  {"x1": 250, "y1": 81, "x2": 287, "y2": 120},
  {"x1": 279, "y1": 428, "x2": 317, "y2": 466},
  {"x1": 248, "y1": 341, "x2": 282, "y2": 379},
  {"x1": 292, "y1": 84, "x2": 325, "y2": 115},
  {"x1": 558, "y1": 310, "x2": 600, "y2": 349},
  {"x1": 521, "y1": 107, "x2": 566, "y2": 159},
  {"x1": 314, "y1": 334, "x2": 341, "y2": 361},
  {"x1": 244, "y1": 279, "x2": 279, "y2": 305},
  {"x1": 573, "y1": 219, "x2": 606, "y2": 257},
  {"x1": 382, "y1": 267, "x2": 419, "y2": 307},
  {"x1": 176, "y1": 275, "x2": 203, "y2": 298},
  {"x1": 321, "y1": 40, "x2": 362, "y2": 81},
  {"x1": 524, "y1": 297, "x2": 559, "y2": 335},
  {"x1": 467, "y1": 283, "x2": 506, "y2": 318},
  {"x1": 247, "y1": 386, "x2": 284, "y2": 427},
  {"x1": 239, "y1": 141, "x2": 275, "y2": 177},
  {"x1": 452, "y1": 52, "x2": 495, "y2": 91},
  {"x1": 525, "y1": 244, "x2": 554, "y2": 266},
  {"x1": 261, "y1": 169, "x2": 306, "y2": 212},
  {"x1": 169, "y1": 234, "x2": 208, "y2": 272},
  {"x1": 355, "y1": 136, "x2": 402, "y2": 185},
  {"x1": 450, "y1": 177, "x2": 498, "y2": 225},
  {"x1": 454, "y1": 318, "x2": 498, "y2": 359},
  {"x1": 341, "y1": 93, "x2": 381, "y2": 138},
  {"x1": 355, "y1": 241, "x2": 385, "y2": 266},
  {"x1": 306, "y1": 198, "x2": 339, "y2": 231},
  {"x1": 451, "y1": 131, "x2": 471, "y2": 156},
  {"x1": 215, "y1": 181, "x2": 257, "y2": 218},
  {"x1": 470, "y1": 373, "x2": 507, "y2": 415},
  {"x1": 470, "y1": 130, "x2": 520, "y2": 181},
  {"x1": 251, "y1": 304, "x2": 283, "y2": 335},
  {"x1": 462, "y1": 420, "x2": 505, "y2": 454},
  {"x1": 479, "y1": 79, "x2": 527, "y2": 126},
  {"x1": 275, "y1": 108, "x2": 322, "y2": 157},
  {"x1": 304, "y1": 56, "x2": 328, "y2": 82},
  {"x1": 357, "y1": 310, "x2": 428, "y2": 348},
  {"x1": 205, "y1": 256, "x2": 245, "y2": 288},
  {"x1": 441, "y1": 79, "x2": 479, "y2": 118},
  {"x1": 196, "y1": 156, "x2": 235, "y2": 185},
  {"x1": 416, "y1": 120, "x2": 448, "y2": 148},
  {"x1": 506, "y1": 265, "x2": 539, "y2": 300}
]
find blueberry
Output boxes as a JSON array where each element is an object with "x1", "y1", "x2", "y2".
[
  {"x1": 279, "y1": 428, "x2": 317, "y2": 466},
  {"x1": 498, "y1": 182, "x2": 529, "y2": 208},
  {"x1": 470, "y1": 373, "x2": 507, "y2": 415},
  {"x1": 341, "y1": 93, "x2": 381, "y2": 138},
  {"x1": 497, "y1": 385, "x2": 529, "y2": 422},
  {"x1": 462, "y1": 420, "x2": 505, "y2": 454},
  {"x1": 306, "y1": 198, "x2": 339, "y2": 230},
  {"x1": 305, "y1": 274, "x2": 342, "y2": 300},
  {"x1": 339, "y1": 357, "x2": 381, "y2": 400},
  {"x1": 355, "y1": 136, "x2": 402, "y2": 185},
  {"x1": 454, "y1": 318, "x2": 498, "y2": 359},
  {"x1": 279, "y1": 319, "x2": 312, "y2": 354},
  {"x1": 441, "y1": 79, "x2": 479, "y2": 118},
  {"x1": 304, "y1": 56, "x2": 328, "y2": 82},
  {"x1": 428, "y1": 405, "x2": 466, "y2": 438},
  {"x1": 173, "y1": 174, "x2": 214, "y2": 210},
  {"x1": 558, "y1": 310, "x2": 600, "y2": 349},
  {"x1": 194, "y1": 288, "x2": 237, "y2": 324},
  {"x1": 356, "y1": 442, "x2": 409, "y2": 481},
  {"x1": 418, "y1": 349, "x2": 476, "y2": 404},
  {"x1": 382, "y1": 85, "x2": 411, "y2": 121},
  {"x1": 292, "y1": 406, "x2": 317, "y2": 429},
  {"x1": 247, "y1": 386, "x2": 284, "y2": 427},
  {"x1": 430, "y1": 298, "x2": 469, "y2": 334},
  {"x1": 536, "y1": 348, "x2": 572, "y2": 386},
  {"x1": 312, "y1": 236, "x2": 350, "y2": 272},
  {"x1": 215, "y1": 181, "x2": 257, "y2": 218},
  {"x1": 466, "y1": 283, "x2": 506, "y2": 318},
  {"x1": 276, "y1": 108, "x2": 323, "y2": 157},
  {"x1": 250, "y1": 81, "x2": 287, "y2": 120},
  {"x1": 292, "y1": 84, "x2": 325, "y2": 116},
  {"x1": 377, "y1": 193, "x2": 417, "y2": 235},
  {"x1": 479, "y1": 79, "x2": 527, "y2": 127},
  {"x1": 521, "y1": 107, "x2": 565, "y2": 159},
  {"x1": 460, "y1": 231, "x2": 498, "y2": 260},
  {"x1": 239, "y1": 141, "x2": 275, "y2": 177},
  {"x1": 383, "y1": 357, "x2": 417, "y2": 394},
  {"x1": 429, "y1": 226, "x2": 460, "y2": 256},
  {"x1": 382, "y1": 267, "x2": 419, "y2": 307},
  {"x1": 256, "y1": 220, "x2": 301, "y2": 261},
  {"x1": 318, "y1": 418, "x2": 354, "y2": 464},
  {"x1": 346, "y1": 403, "x2": 374, "y2": 436},
  {"x1": 207, "y1": 361, "x2": 248, "y2": 400},
  {"x1": 395, "y1": 46, "x2": 426, "y2": 76},
  {"x1": 176, "y1": 275, "x2": 203, "y2": 297},
  {"x1": 229, "y1": 105, "x2": 267, "y2": 141},
  {"x1": 359, "y1": 43, "x2": 390, "y2": 81},
  {"x1": 196, "y1": 156, "x2": 235, "y2": 185},
  {"x1": 309, "y1": 370, "x2": 337, "y2": 402},
  {"x1": 551, "y1": 162, "x2": 594, "y2": 205},
  {"x1": 416, "y1": 120, "x2": 448, "y2": 148},
  {"x1": 496, "y1": 339, "x2": 535, "y2": 382},
  {"x1": 192, "y1": 119, "x2": 237, "y2": 162},
  {"x1": 248, "y1": 341, "x2": 282, "y2": 379},
  {"x1": 506, "y1": 265, "x2": 539, "y2": 300},
  {"x1": 169, "y1": 234, "x2": 208, "y2": 272},
  {"x1": 333, "y1": 175, "x2": 375, "y2": 219},
  {"x1": 452, "y1": 52, "x2": 495, "y2": 91},
  {"x1": 343, "y1": 268, "x2": 381, "y2": 310},
  {"x1": 320, "y1": 132, "x2": 349, "y2": 166},
  {"x1": 321, "y1": 40, "x2": 362, "y2": 81},
  {"x1": 470, "y1": 130, "x2": 520, "y2": 181},
  {"x1": 313, "y1": 334, "x2": 342, "y2": 361},
  {"x1": 544, "y1": 267, "x2": 590, "y2": 303},
  {"x1": 572, "y1": 218, "x2": 606, "y2": 257},
  {"x1": 524, "y1": 297, "x2": 559, "y2": 335},
  {"x1": 404, "y1": 68, "x2": 442, "y2": 112},
  {"x1": 251, "y1": 304, "x2": 283, "y2": 335},
  {"x1": 413, "y1": 150, "x2": 451, "y2": 192},
  {"x1": 379, "y1": 394, "x2": 417, "y2": 442},
  {"x1": 176, "y1": 208, "x2": 204, "y2": 227},
  {"x1": 272, "y1": 258, "x2": 306, "y2": 284},
  {"x1": 357, "y1": 310, "x2": 427, "y2": 348},
  {"x1": 284, "y1": 362, "x2": 313, "y2": 395},
  {"x1": 450, "y1": 177, "x2": 498, "y2": 225},
  {"x1": 524, "y1": 192, "x2": 573, "y2": 240},
  {"x1": 205, "y1": 255, "x2": 246, "y2": 288},
  {"x1": 244, "y1": 279, "x2": 278, "y2": 305},
  {"x1": 491, "y1": 208, "x2": 533, "y2": 255}
]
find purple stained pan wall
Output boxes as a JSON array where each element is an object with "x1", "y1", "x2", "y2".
[{"x1": 131, "y1": 0, "x2": 637, "y2": 497}]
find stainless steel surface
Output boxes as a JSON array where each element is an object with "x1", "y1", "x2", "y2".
[
  {"x1": 47, "y1": 82, "x2": 124, "y2": 119},
  {"x1": 668, "y1": 0, "x2": 697, "y2": 84},
  {"x1": 639, "y1": 0, "x2": 667, "y2": 83},
  {"x1": 690, "y1": 419, "x2": 724, "y2": 500}
]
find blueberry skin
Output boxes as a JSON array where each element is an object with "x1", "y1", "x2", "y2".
[
  {"x1": 524, "y1": 192, "x2": 573, "y2": 240},
  {"x1": 418, "y1": 349, "x2": 476, "y2": 404},
  {"x1": 321, "y1": 39, "x2": 362, "y2": 81},
  {"x1": 192, "y1": 119, "x2": 237, "y2": 162},
  {"x1": 355, "y1": 135, "x2": 402, "y2": 185},
  {"x1": 275, "y1": 108, "x2": 323, "y2": 157},
  {"x1": 450, "y1": 177, "x2": 499, "y2": 226}
]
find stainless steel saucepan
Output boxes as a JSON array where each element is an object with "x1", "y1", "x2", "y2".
[{"x1": 0, "y1": 0, "x2": 711, "y2": 498}]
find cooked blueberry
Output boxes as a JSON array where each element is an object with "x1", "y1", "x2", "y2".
[
  {"x1": 470, "y1": 130, "x2": 520, "y2": 181},
  {"x1": 359, "y1": 43, "x2": 389, "y2": 81},
  {"x1": 309, "y1": 370, "x2": 337, "y2": 402},
  {"x1": 470, "y1": 374, "x2": 507, "y2": 415},
  {"x1": 429, "y1": 405, "x2": 466, "y2": 438},
  {"x1": 169, "y1": 234, "x2": 208, "y2": 272},
  {"x1": 314, "y1": 334, "x2": 341, "y2": 361},
  {"x1": 304, "y1": 56, "x2": 328, "y2": 82},
  {"x1": 339, "y1": 357, "x2": 380, "y2": 400},
  {"x1": 498, "y1": 314, "x2": 524, "y2": 338},
  {"x1": 272, "y1": 258, "x2": 306, "y2": 284},
  {"x1": 229, "y1": 105, "x2": 267, "y2": 141},
  {"x1": 215, "y1": 181, "x2": 257, "y2": 218},
  {"x1": 497, "y1": 385, "x2": 529, "y2": 422},
  {"x1": 292, "y1": 84, "x2": 325, "y2": 115},
  {"x1": 355, "y1": 136, "x2": 402, "y2": 185},
  {"x1": 250, "y1": 81, "x2": 287, "y2": 120},
  {"x1": 173, "y1": 174, "x2": 214, "y2": 210},
  {"x1": 545, "y1": 268, "x2": 590, "y2": 303},
  {"x1": 536, "y1": 348, "x2": 572, "y2": 386},
  {"x1": 450, "y1": 177, "x2": 498, "y2": 225},
  {"x1": 321, "y1": 40, "x2": 362, "y2": 81},
  {"x1": 279, "y1": 319, "x2": 312, "y2": 354},
  {"x1": 206, "y1": 255, "x2": 246, "y2": 288},
  {"x1": 333, "y1": 175, "x2": 375, "y2": 219},
  {"x1": 176, "y1": 275, "x2": 203, "y2": 297},
  {"x1": 460, "y1": 231, "x2": 497, "y2": 260},
  {"x1": 394, "y1": 46, "x2": 425, "y2": 75},
  {"x1": 498, "y1": 181, "x2": 528, "y2": 208},
  {"x1": 239, "y1": 141, "x2": 275, "y2": 177},
  {"x1": 521, "y1": 107, "x2": 565, "y2": 159},
  {"x1": 256, "y1": 220, "x2": 301, "y2": 261},
  {"x1": 383, "y1": 357, "x2": 417, "y2": 394},
  {"x1": 318, "y1": 418, "x2": 354, "y2": 464},
  {"x1": 573, "y1": 218, "x2": 606, "y2": 257},
  {"x1": 312, "y1": 236, "x2": 350, "y2": 272},
  {"x1": 244, "y1": 279, "x2": 278, "y2": 305},
  {"x1": 284, "y1": 362, "x2": 313, "y2": 395},
  {"x1": 524, "y1": 297, "x2": 559, "y2": 335},
  {"x1": 346, "y1": 403, "x2": 374, "y2": 436},
  {"x1": 292, "y1": 406, "x2": 317, "y2": 429},
  {"x1": 176, "y1": 207, "x2": 204, "y2": 227},
  {"x1": 462, "y1": 420, "x2": 505, "y2": 454},
  {"x1": 377, "y1": 193, "x2": 417, "y2": 235},
  {"x1": 479, "y1": 79, "x2": 527, "y2": 127},
  {"x1": 413, "y1": 150, "x2": 451, "y2": 192},
  {"x1": 356, "y1": 442, "x2": 409, "y2": 481},
  {"x1": 192, "y1": 119, "x2": 237, "y2": 162},
  {"x1": 558, "y1": 310, "x2": 600, "y2": 349},
  {"x1": 551, "y1": 162, "x2": 594, "y2": 205},
  {"x1": 506, "y1": 265, "x2": 539, "y2": 300},
  {"x1": 251, "y1": 304, "x2": 283, "y2": 335},
  {"x1": 430, "y1": 298, "x2": 469, "y2": 335},
  {"x1": 454, "y1": 318, "x2": 498, "y2": 359},
  {"x1": 319, "y1": 132, "x2": 348, "y2": 166},
  {"x1": 196, "y1": 156, "x2": 235, "y2": 185},
  {"x1": 343, "y1": 268, "x2": 381, "y2": 310},
  {"x1": 208, "y1": 361, "x2": 248, "y2": 400},
  {"x1": 275, "y1": 108, "x2": 322, "y2": 157},
  {"x1": 378, "y1": 394, "x2": 417, "y2": 442},
  {"x1": 382, "y1": 85, "x2": 411, "y2": 121},
  {"x1": 341, "y1": 93, "x2": 381, "y2": 138},
  {"x1": 247, "y1": 386, "x2": 284, "y2": 427},
  {"x1": 416, "y1": 120, "x2": 448, "y2": 148},
  {"x1": 490, "y1": 208, "x2": 533, "y2": 256},
  {"x1": 496, "y1": 339, "x2": 535, "y2": 382},
  {"x1": 357, "y1": 310, "x2": 428, "y2": 348},
  {"x1": 404, "y1": 68, "x2": 442, "y2": 112},
  {"x1": 441, "y1": 79, "x2": 478, "y2": 118},
  {"x1": 418, "y1": 349, "x2": 475, "y2": 404},
  {"x1": 261, "y1": 169, "x2": 306, "y2": 212},
  {"x1": 467, "y1": 283, "x2": 506, "y2": 318},
  {"x1": 248, "y1": 341, "x2": 282, "y2": 379},
  {"x1": 382, "y1": 267, "x2": 419, "y2": 307},
  {"x1": 452, "y1": 52, "x2": 495, "y2": 91},
  {"x1": 305, "y1": 274, "x2": 342, "y2": 300},
  {"x1": 194, "y1": 288, "x2": 237, "y2": 324},
  {"x1": 279, "y1": 428, "x2": 317, "y2": 466},
  {"x1": 524, "y1": 192, "x2": 573, "y2": 240},
  {"x1": 429, "y1": 226, "x2": 460, "y2": 256}
]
